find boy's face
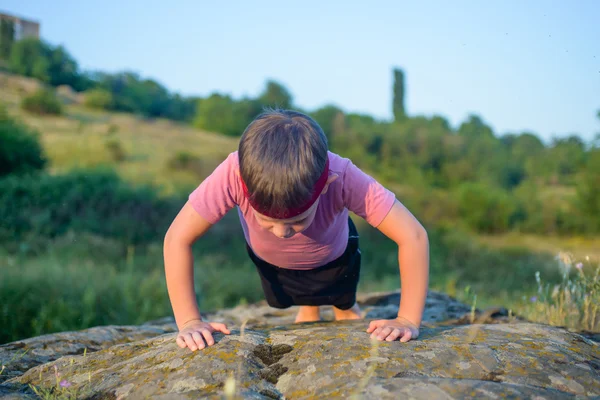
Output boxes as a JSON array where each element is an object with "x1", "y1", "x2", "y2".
[
  {"x1": 251, "y1": 174, "x2": 338, "y2": 239},
  {"x1": 252, "y1": 199, "x2": 320, "y2": 239}
]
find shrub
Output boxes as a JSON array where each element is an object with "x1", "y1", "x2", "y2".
[
  {"x1": 0, "y1": 169, "x2": 183, "y2": 251},
  {"x1": 84, "y1": 88, "x2": 113, "y2": 110},
  {"x1": 0, "y1": 106, "x2": 47, "y2": 176},
  {"x1": 456, "y1": 182, "x2": 516, "y2": 233},
  {"x1": 21, "y1": 88, "x2": 63, "y2": 115}
]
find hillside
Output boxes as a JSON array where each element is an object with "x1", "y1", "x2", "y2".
[
  {"x1": 0, "y1": 71, "x2": 238, "y2": 195},
  {"x1": 2, "y1": 72, "x2": 599, "y2": 258}
]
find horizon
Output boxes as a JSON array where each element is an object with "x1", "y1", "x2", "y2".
[{"x1": 2, "y1": 1, "x2": 599, "y2": 142}]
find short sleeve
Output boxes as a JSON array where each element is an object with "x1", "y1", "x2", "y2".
[
  {"x1": 341, "y1": 159, "x2": 396, "y2": 227},
  {"x1": 188, "y1": 152, "x2": 241, "y2": 224}
]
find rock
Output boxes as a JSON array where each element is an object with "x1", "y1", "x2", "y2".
[
  {"x1": 0, "y1": 325, "x2": 175, "y2": 384},
  {"x1": 1, "y1": 291, "x2": 598, "y2": 399}
]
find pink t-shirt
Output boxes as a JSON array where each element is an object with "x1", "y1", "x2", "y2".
[{"x1": 189, "y1": 151, "x2": 396, "y2": 270}]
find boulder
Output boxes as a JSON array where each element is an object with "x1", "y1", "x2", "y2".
[{"x1": 1, "y1": 291, "x2": 598, "y2": 399}]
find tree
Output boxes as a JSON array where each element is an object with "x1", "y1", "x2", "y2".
[
  {"x1": 9, "y1": 38, "x2": 82, "y2": 89},
  {"x1": 311, "y1": 104, "x2": 345, "y2": 146},
  {"x1": 0, "y1": 105, "x2": 46, "y2": 176},
  {"x1": 392, "y1": 68, "x2": 406, "y2": 122},
  {"x1": 0, "y1": 19, "x2": 15, "y2": 60},
  {"x1": 576, "y1": 149, "x2": 600, "y2": 232},
  {"x1": 21, "y1": 88, "x2": 63, "y2": 115},
  {"x1": 9, "y1": 38, "x2": 49, "y2": 80},
  {"x1": 258, "y1": 80, "x2": 293, "y2": 109},
  {"x1": 547, "y1": 135, "x2": 586, "y2": 182},
  {"x1": 500, "y1": 132, "x2": 544, "y2": 186},
  {"x1": 46, "y1": 45, "x2": 80, "y2": 87},
  {"x1": 194, "y1": 93, "x2": 261, "y2": 136}
]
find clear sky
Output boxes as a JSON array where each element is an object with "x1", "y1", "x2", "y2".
[{"x1": 3, "y1": 1, "x2": 599, "y2": 142}]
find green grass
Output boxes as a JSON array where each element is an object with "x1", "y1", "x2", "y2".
[
  {"x1": 0, "y1": 213, "x2": 263, "y2": 344},
  {"x1": 2, "y1": 215, "x2": 584, "y2": 344}
]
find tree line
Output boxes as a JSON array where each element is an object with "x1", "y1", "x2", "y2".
[{"x1": 1, "y1": 32, "x2": 598, "y2": 235}]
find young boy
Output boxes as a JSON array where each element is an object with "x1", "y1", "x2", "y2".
[{"x1": 163, "y1": 109, "x2": 429, "y2": 352}]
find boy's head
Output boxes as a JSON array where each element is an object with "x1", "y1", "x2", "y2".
[{"x1": 239, "y1": 109, "x2": 333, "y2": 234}]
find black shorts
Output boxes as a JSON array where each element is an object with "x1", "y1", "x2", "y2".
[{"x1": 246, "y1": 217, "x2": 361, "y2": 310}]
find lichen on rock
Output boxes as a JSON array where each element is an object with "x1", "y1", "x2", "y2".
[{"x1": 1, "y1": 291, "x2": 598, "y2": 399}]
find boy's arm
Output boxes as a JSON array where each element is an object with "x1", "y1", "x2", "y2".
[
  {"x1": 376, "y1": 199, "x2": 429, "y2": 327},
  {"x1": 163, "y1": 201, "x2": 213, "y2": 329}
]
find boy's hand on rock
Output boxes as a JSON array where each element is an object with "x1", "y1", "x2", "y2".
[
  {"x1": 366, "y1": 316, "x2": 419, "y2": 343},
  {"x1": 176, "y1": 319, "x2": 231, "y2": 351}
]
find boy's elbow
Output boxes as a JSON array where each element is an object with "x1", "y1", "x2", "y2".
[{"x1": 408, "y1": 224, "x2": 428, "y2": 245}]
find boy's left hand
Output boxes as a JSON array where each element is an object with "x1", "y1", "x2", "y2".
[{"x1": 366, "y1": 316, "x2": 419, "y2": 343}]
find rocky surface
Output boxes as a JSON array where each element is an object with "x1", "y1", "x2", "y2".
[{"x1": 1, "y1": 290, "x2": 598, "y2": 399}]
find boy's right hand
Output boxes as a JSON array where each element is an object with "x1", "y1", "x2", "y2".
[{"x1": 176, "y1": 319, "x2": 231, "y2": 351}]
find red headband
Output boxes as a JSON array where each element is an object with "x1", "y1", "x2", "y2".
[{"x1": 241, "y1": 158, "x2": 330, "y2": 219}]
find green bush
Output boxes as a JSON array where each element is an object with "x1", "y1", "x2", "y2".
[
  {"x1": 455, "y1": 182, "x2": 516, "y2": 233},
  {"x1": 0, "y1": 169, "x2": 183, "y2": 252},
  {"x1": 21, "y1": 88, "x2": 63, "y2": 115},
  {"x1": 577, "y1": 149, "x2": 600, "y2": 233},
  {"x1": 0, "y1": 106, "x2": 47, "y2": 176},
  {"x1": 84, "y1": 88, "x2": 113, "y2": 109}
]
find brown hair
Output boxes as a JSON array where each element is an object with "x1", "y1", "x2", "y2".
[{"x1": 239, "y1": 109, "x2": 329, "y2": 215}]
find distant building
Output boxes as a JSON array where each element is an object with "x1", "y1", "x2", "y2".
[{"x1": 0, "y1": 11, "x2": 40, "y2": 40}]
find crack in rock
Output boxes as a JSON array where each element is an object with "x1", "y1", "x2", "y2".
[
  {"x1": 252, "y1": 343, "x2": 293, "y2": 387},
  {"x1": 252, "y1": 344, "x2": 293, "y2": 366}
]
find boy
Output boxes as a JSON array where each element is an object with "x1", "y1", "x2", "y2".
[{"x1": 163, "y1": 109, "x2": 429, "y2": 352}]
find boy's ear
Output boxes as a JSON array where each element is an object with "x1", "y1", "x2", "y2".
[{"x1": 320, "y1": 174, "x2": 339, "y2": 195}]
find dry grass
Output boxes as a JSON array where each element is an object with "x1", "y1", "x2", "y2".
[
  {"x1": 0, "y1": 71, "x2": 238, "y2": 195},
  {"x1": 478, "y1": 233, "x2": 600, "y2": 261},
  {"x1": 522, "y1": 252, "x2": 600, "y2": 332}
]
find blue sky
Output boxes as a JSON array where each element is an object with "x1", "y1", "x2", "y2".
[{"x1": 3, "y1": 1, "x2": 599, "y2": 142}]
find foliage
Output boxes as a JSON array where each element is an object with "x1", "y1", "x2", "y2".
[
  {"x1": 258, "y1": 80, "x2": 293, "y2": 109},
  {"x1": 194, "y1": 93, "x2": 262, "y2": 136},
  {"x1": 0, "y1": 211, "x2": 261, "y2": 344},
  {"x1": 0, "y1": 170, "x2": 182, "y2": 251},
  {"x1": 392, "y1": 68, "x2": 406, "y2": 121},
  {"x1": 83, "y1": 88, "x2": 113, "y2": 109},
  {"x1": 21, "y1": 88, "x2": 63, "y2": 115},
  {"x1": 9, "y1": 38, "x2": 87, "y2": 90},
  {"x1": 3, "y1": 38, "x2": 600, "y2": 236},
  {"x1": 310, "y1": 104, "x2": 346, "y2": 147},
  {"x1": 0, "y1": 215, "x2": 570, "y2": 344},
  {"x1": 0, "y1": 19, "x2": 15, "y2": 60},
  {"x1": 456, "y1": 182, "x2": 516, "y2": 233},
  {"x1": 90, "y1": 71, "x2": 197, "y2": 121},
  {"x1": 577, "y1": 149, "x2": 600, "y2": 233},
  {"x1": 0, "y1": 106, "x2": 46, "y2": 176}
]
